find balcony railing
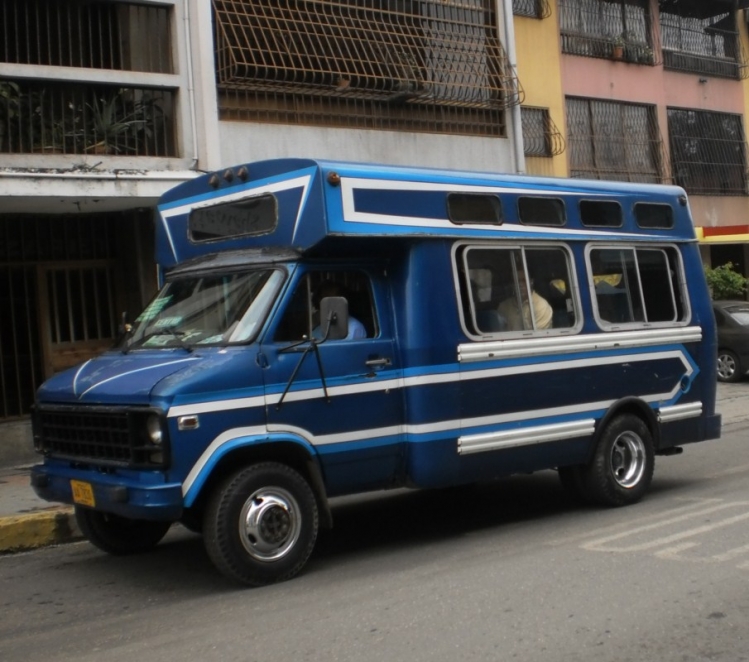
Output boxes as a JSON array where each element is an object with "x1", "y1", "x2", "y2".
[
  {"x1": 512, "y1": 0, "x2": 552, "y2": 19},
  {"x1": 559, "y1": 0, "x2": 659, "y2": 66},
  {"x1": 0, "y1": 80, "x2": 176, "y2": 156},
  {"x1": 660, "y1": 10, "x2": 746, "y2": 80}
]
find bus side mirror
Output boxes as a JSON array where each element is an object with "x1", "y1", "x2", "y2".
[{"x1": 320, "y1": 296, "x2": 349, "y2": 341}]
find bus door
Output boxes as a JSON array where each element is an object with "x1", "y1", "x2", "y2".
[{"x1": 261, "y1": 268, "x2": 404, "y2": 494}]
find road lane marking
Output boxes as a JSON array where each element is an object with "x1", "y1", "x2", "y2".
[
  {"x1": 582, "y1": 507, "x2": 749, "y2": 553},
  {"x1": 547, "y1": 499, "x2": 724, "y2": 546}
]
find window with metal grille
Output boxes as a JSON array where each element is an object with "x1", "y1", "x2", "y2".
[
  {"x1": 0, "y1": 81, "x2": 176, "y2": 156},
  {"x1": 521, "y1": 107, "x2": 565, "y2": 157},
  {"x1": 512, "y1": 0, "x2": 552, "y2": 19},
  {"x1": 660, "y1": 7, "x2": 745, "y2": 80},
  {"x1": 45, "y1": 266, "x2": 117, "y2": 346},
  {"x1": 0, "y1": 0, "x2": 172, "y2": 73},
  {"x1": 559, "y1": 0, "x2": 656, "y2": 65},
  {"x1": 213, "y1": 0, "x2": 521, "y2": 137},
  {"x1": 0, "y1": 214, "x2": 122, "y2": 419},
  {"x1": 566, "y1": 97, "x2": 663, "y2": 184},
  {"x1": 667, "y1": 108, "x2": 748, "y2": 196}
]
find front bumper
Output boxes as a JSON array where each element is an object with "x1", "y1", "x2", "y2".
[{"x1": 30, "y1": 464, "x2": 183, "y2": 521}]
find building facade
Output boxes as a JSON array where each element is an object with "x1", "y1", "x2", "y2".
[
  {"x1": 514, "y1": 0, "x2": 749, "y2": 274},
  {"x1": 4, "y1": 0, "x2": 749, "y2": 452},
  {"x1": 0, "y1": 0, "x2": 526, "y2": 448}
]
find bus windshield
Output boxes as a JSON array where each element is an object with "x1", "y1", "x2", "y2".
[{"x1": 124, "y1": 269, "x2": 284, "y2": 350}]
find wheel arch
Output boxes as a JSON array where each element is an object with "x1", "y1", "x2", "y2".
[
  {"x1": 183, "y1": 437, "x2": 332, "y2": 530},
  {"x1": 592, "y1": 397, "x2": 660, "y2": 456}
]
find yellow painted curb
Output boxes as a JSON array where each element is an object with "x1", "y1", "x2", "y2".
[{"x1": 0, "y1": 510, "x2": 81, "y2": 552}]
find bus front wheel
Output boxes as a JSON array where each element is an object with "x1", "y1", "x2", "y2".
[
  {"x1": 583, "y1": 414, "x2": 654, "y2": 507},
  {"x1": 75, "y1": 508, "x2": 171, "y2": 555},
  {"x1": 203, "y1": 462, "x2": 319, "y2": 587}
]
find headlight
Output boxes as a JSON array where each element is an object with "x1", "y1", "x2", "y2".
[{"x1": 146, "y1": 414, "x2": 163, "y2": 445}]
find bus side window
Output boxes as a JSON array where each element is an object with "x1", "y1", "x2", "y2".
[
  {"x1": 458, "y1": 245, "x2": 576, "y2": 335},
  {"x1": 589, "y1": 246, "x2": 685, "y2": 327}
]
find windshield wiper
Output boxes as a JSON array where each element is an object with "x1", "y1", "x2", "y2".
[{"x1": 127, "y1": 326, "x2": 193, "y2": 353}]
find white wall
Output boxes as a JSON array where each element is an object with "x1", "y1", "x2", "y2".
[{"x1": 218, "y1": 122, "x2": 517, "y2": 173}]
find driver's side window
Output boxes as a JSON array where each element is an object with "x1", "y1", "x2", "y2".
[{"x1": 274, "y1": 271, "x2": 377, "y2": 342}]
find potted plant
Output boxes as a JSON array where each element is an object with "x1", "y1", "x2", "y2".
[
  {"x1": 85, "y1": 90, "x2": 146, "y2": 154},
  {"x1": 611, "y1": 34, "x2": 626, "y2": 60},
  {"x1": 636, "y1": 45, "x2": 654, "y2": 65},
  {"x1": 0, "y1": 81, "x2": 21, "y2": 152}
]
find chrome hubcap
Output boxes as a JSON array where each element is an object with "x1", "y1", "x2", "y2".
[
  {"x1": 718, "y1": 354, "x2": 736, "y2": 380},
  {"x1": 239, "y1": 487, "x2": 301, "y2": 562},
  {"x1": 610, "y1": 431, "x2": 646, "y2": 488}
]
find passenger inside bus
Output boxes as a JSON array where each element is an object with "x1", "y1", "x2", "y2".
[{"x1": 498, "y1": 267, "x2": 553, "y2": 331}]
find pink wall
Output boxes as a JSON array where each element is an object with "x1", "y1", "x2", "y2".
[{"x1": 561, "y1": 56, "x2": 745, "y2": 113}]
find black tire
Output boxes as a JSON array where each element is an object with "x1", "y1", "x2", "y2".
[
  {"x1": 581, "y1": 414, "x2": 654, "y2": 507},
  {"x1": 717, "y1": 349, "x2": 742, "y2": 383},
  {"x1": 202, "y1": 462, "x2": 319, "y2": 587},
  {"x1": 75, "y1": 507, "x2": 171, "y2": 555}
]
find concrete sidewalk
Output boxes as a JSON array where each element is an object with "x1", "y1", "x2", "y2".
[{"x1": 0, "y1": 466, "x2": 81, "y2": 553}]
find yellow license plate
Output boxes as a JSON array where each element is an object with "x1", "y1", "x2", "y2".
[{"x1": 70, "y1": 480, "x2": 96, "y2": 507}]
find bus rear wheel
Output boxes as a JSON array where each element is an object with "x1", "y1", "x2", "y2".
[
  {"x1": 203, "y1": 462, "x2": 319, "y2": 587},
  {"x1": 583, "y1": 414, "x2": 654, "y2": 507}
]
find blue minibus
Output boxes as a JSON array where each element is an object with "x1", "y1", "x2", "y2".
[{"x1": 31, "y1": 158, "x2": 721, "y2": 585}]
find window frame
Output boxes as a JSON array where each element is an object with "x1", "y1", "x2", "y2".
[
  {"x1": 212, "y1": 0, "x2": 518, "y2": 136},
  {"x1": 579, "y1": 199, "x2": 624, "y2": 228},
  {"x1": 517, "y1": 196, "x2": 566, "y2": 226},
  {"x1": 559, "y1": 0, "x2": 653, "y2": 63},
  {"x1": 447, "y1": 193, "x2": 503, "y2": 225},
  {"x1": 453, "y1": 241, "x2": 581, "y2": 341},
  {"x1": 566, "y1": 96, "x2": 663, "y2": 184},
  {"x1": 585, "y1": 243, "x2": 690, "y2": 331},
  {"x1": 634, "y1": 202, "x2": 674, "y2": 229},
  {"x1": 659, "y1": 8, "x2": 743, "y2": 80},
  {"x1": 188, "y1": 193, "x2": 279, "y2": 244},
  {"x1": 272, "y1": 268, "x2": 379, "y2": 343},
  {"x1": 667, "y1": 107, "x2": 748, "y2": 197},
  {"x1": 512, "y1": 0, "x2": 551, "y2": 19}
]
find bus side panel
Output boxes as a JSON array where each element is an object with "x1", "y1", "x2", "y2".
[{"x1": 394, "y1": 242, "x2": 464, "y2": 488}]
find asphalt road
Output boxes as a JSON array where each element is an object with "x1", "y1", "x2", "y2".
[{"x1": 2, "y1": 383, "x2": 749, "y2": 662}]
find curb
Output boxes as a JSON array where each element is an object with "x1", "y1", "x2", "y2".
[{"x1": 0, "y1": 508, "x2": 82, "y2": 553}]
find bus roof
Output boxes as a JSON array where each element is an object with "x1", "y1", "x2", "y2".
[{"x1": 156, "y1": 158, "x2": 696, "y2": 269}]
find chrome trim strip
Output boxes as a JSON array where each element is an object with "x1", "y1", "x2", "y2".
[
  {"x1": 458, "y1": 326, "x2": 702, "y2": 363},
  {"x1": 169, "y1": 349, "x2": 693, "y2": 418},
  {"x1": 458, "y1": 419, "x2": 596, "y2": 455},
  {"x1": 659, "y1": 401, "x2": 702, "y2": 423}
]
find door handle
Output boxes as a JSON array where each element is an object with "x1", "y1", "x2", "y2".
[{"x1": 365, "y1": 357, "x2": 391, "y2": 367}]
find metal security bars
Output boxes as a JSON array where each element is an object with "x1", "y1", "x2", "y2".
[
  {"x1": 512, "y1": 0, "x2": 552, "y2": 19},
  {"x1": 213, "y1": 0, "x2": 521, "y2": 137},
  {"x1": 559, "y1": 0, "x2": 658, "y2": 65},
  {"x1": 0, "y1": 265, "x2": 40, "y2": 418},
  {"x1": 566, "y1": 97, "x2": 664, "y2": 184},
  {"x1": 0, "y1": 0, "x2": 172, "y2": 73},
  {"x1": 521, "y1": 107, "x2": 565, "y2": 157},
  {"x1": 660, "y1": 9, "x2": 746, "y2": 80},
  {"x1": 667, "y1": 108, "x2": 748, "y2": 196},
  {"x1": 0, "y1": 213, "x2": 120, "y2": 419},
  {"x1": 0, "y1": 81, "x2": 176, "y2": 156},
  {"x1": 45, "y1": 266, "x2": 116, "y2": 348}
]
